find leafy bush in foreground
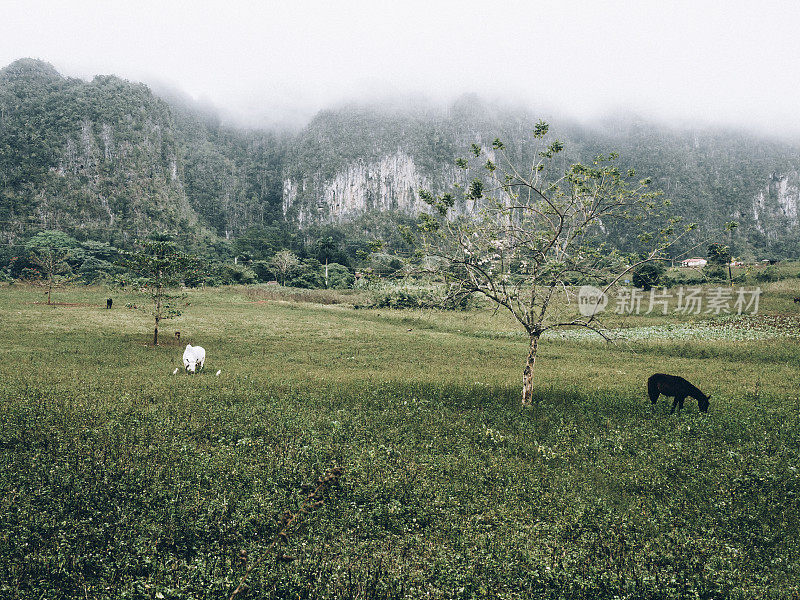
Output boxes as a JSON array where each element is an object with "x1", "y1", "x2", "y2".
[{"x1": 2, "y1": 376, "x2": 798, "y2": 599}]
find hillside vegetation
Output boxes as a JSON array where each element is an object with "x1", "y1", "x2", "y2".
[
  {"x1": 0, "y1": 59, "x2": 194, "y2": 244},
  {"x1": 2, "y1": 59, "x2": 800, "y2": 265}
]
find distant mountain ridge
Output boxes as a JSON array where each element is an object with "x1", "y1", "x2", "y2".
[
  {"x1": 1, "y1": 58, "x2": 799, "y2": 258},
  {"x1": 0, "y1": 58, "x2": 198, "y2": 247},
  {"x1": 282, "y1": 99, "x2": 800, "y2": 257}
]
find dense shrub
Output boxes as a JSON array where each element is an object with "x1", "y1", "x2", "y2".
[
  {"x1": 286, "y1": 259, "x2": 325, "y2": 289},
  {"x1": 216, "y1": 263, "x2": 259, "y2": 285},
  {"x1": 755, "y1": 265, "x2": 781, "y2": 282},
  {"x1": 702, "y1": 264, "x2": 728, "y2": 283},
  {"x1": 370, "y1": 284, "x2": 471, "y2": 309},
  {"x1": 324, "y1": 262, "x2": 354, "y2": 289},
  {"x1": 632, "y1": 262, "x2": 666, "y2": 290},
  {"x1": 732, "y1": 272, "x2": 748, "y2": 284},
  {"x1": 370, "y1": 252, "x2": 405, "y2": 277},
  {"x1": 78, "y1": 257, "x2": 118, "y2": 283},
  {"x1": 251, "y1": 260, "x2": 277, "y2": 282},
  {"x1": 183, "y1": 262, "x2": 220, "y2": 287},
  {"x1": 663, "y1": 268, "x2": 704, "y2": 286}
]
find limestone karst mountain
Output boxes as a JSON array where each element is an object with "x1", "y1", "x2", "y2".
[{"x1": 2, "y1": 59, "x2": 799, "y2": 258}]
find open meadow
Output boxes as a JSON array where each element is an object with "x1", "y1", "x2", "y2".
[{"x1": 1, "y1": 281, "x2": 799, "y2": 599}]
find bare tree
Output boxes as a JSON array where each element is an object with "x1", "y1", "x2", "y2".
[
  {"x1": 407, "y1": 122, "x2": 690, "y2": 405},
  {"x1": 270, "y1": 249, "x2": 300, "y2": 286}
]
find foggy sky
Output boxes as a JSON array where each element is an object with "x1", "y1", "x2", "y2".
[{"x1": 3, "y1": 0, "x2": 800, "y2": 134}]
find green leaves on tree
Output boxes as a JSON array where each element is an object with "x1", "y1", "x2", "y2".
[
  {"x1": 123, "y1": 240, "x2": 201, "y2": 345},
  {"x1": 467, "y1": 179, "x2": 484, "y2": 201}
]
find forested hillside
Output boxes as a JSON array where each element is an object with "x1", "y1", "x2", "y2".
[
  {"x1": 0, "y1": 59, "x2": 196, "y2": 247},
  {"x1": 285, "y1": 98, "x2": 800, "y2": 258},
  {"x1": 2, "y1": 58, "x2": 800, "y2": 265},
  {"x1": 168, "y1": 97, "x2": 288, "y2": 239},
  {"x1": 572, "y1": 117, "x2": 800, "y2": 257}
]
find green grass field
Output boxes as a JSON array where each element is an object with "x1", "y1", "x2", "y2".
[{"x1": 1, "y1": 281, "x2": 799, "y2": 599}]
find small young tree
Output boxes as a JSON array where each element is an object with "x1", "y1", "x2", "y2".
[
  {"x1": 407, "y1": 122, "x2": 689, "y2": 405},
  {"x1": 707, "y1": 241, "x2": 733, "y2": 286},
  {"x1": 270, "y1": 249, "x2": 300, "y2": 286},
  {"x1": 124, "y1": 240, "x2": 198, "y2": 346},
  {"x1": 23, "y1": 230, "x2": 80, "y2": 304},
  {"x1": 27, "y1": 247, "x2": 74, "y2": 305}
]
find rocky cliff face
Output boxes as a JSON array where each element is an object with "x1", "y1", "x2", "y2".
[
  {"x1": 4, "y1": 59, "x2": 800, "y2": 257},
  {"x1": 283, "y1": 149, "x2": 474, "y2": 225},
  {"x1": 748, "y1": 171, "x2": 800, "y2": 246},
  {"x1": 281, "y1": 105, "x2": 800, "y2": 257},
  {"x1": 47, "y1": 109, "x2": 193, "y2": 238},
  {"x1": 752, "y1": 172, "x2": 799, "y2": 223}
]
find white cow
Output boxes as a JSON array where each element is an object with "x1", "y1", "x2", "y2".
[{"x1": 182, "y1": 344, "x2": 206, "y2": 374}]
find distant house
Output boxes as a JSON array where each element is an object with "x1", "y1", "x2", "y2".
[{"x1": 681, "y1": 257, "x2": 708, "y2": 268}]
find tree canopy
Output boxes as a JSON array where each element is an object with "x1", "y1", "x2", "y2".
[
  {"x1": 124, "y1": 240, "x2": 199, "y2": 345},
  {"x1": 407, "y1": 122, "x2": 690, "y2": 405}
]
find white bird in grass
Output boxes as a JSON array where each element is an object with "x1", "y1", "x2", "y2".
[
  {"x1": 215, "y1": 370, "x2": 221, "y2": 376},
  {"x1": 172, "y1": 367, "x2": 179, "y2": 375}
]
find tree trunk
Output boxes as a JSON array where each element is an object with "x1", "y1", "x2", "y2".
[
  {"x1": 522, "y1": 334, "x2": 540, "y2": 406},
  {"x1": 153, "y1": 285, "x2": 161, "y2": 346}
]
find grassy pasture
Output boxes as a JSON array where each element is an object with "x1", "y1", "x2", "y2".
[{"x1": 1, "y1": 282, "x2": 799, "y2": 599}]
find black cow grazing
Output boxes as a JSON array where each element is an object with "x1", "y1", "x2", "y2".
[
  {"x1": 648, "y1": 373, "x2": 710, "y2": 414},
  {"x1": 106, "y1": 298, "x2": 113, "y2": 309}
]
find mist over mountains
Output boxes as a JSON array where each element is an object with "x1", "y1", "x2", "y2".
[{"x1": 2, "y1": 58, "x2": 799, "y2": 260}]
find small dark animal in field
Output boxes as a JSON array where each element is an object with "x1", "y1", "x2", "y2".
[
  {"x1": 793, "y1": 296, "x2": 800, "y2": 303},
  {"x1": 106, "y1": 298, "x2": 113, "y2": 309},
  {"x1": 648, "y1": 373, "x2": 710, "y2": 414},
  {"x1": 175, "y1": 331, "x2": 180, "y2": 341}
]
